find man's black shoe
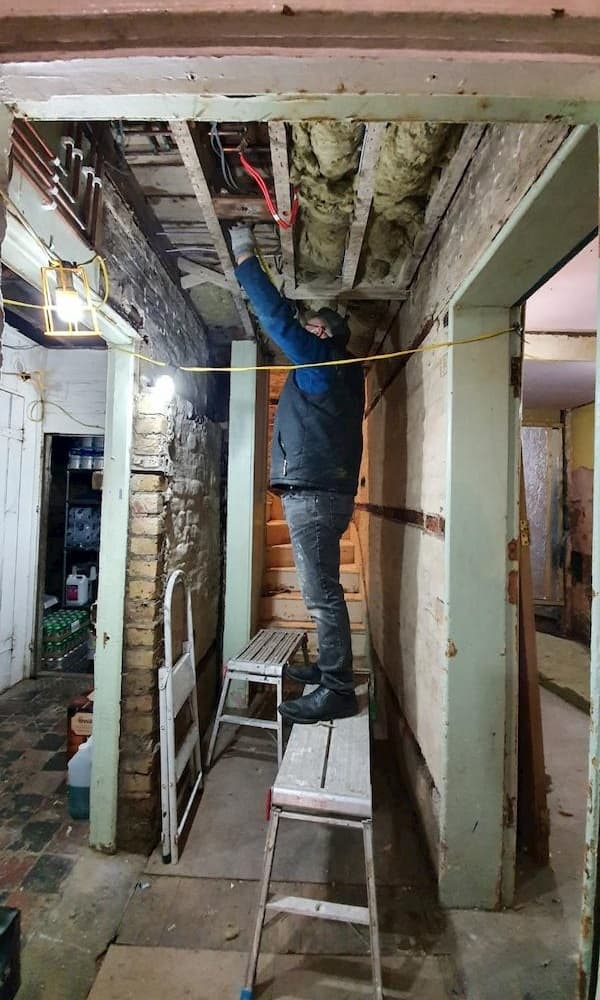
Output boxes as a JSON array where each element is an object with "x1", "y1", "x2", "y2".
[
  {"x1": 285, "y1": 663, "x2": 322, "y2": 685},
  {"x1": 278, "y1": 685, "x2": 359, "y2": 724}
]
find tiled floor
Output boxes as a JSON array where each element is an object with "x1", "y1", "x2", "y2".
[{"x1": 0, "y1": 674, "x2": 93, "y2": 938}]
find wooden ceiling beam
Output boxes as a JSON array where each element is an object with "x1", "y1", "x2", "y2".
[
  {"x1": 178, "y1": 259, "x2": 231, "y2": 291},
  {"x1": 341, "y1": 122, "x2": 387, "y2": 291},
  {"x1": 169, "y1": 119, "x2": 255, "y2": 339},
  {"x1": 292, "y1": 283, "x2": 408, "y2": 302},
  {"x1": 268, "y1": 122, "x2": 295, "y2": 298},
  {"x1": 213, "y1": 195, "x2": 272, "y2": 222}
]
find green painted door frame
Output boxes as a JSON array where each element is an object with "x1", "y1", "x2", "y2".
[
  {"x1": 89, "y1": 345, "x2": 135, "y2": 852},
  {"x1": 442, "y1": 305, "x2": 520, "y2": 908},
  {"x1": 222, "y1": 341, "x2": 268, "y2": 706},
  {"x1": 441, "y1": 125, "x2": 598, "y2": 910},
  {"x1": 581, "y1": 131, "x2": 600, "y2": 1000}
]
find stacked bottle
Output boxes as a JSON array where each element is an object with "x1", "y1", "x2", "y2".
[{"x1": 42, "y1": 610, "x2": 89, "y2": 661}]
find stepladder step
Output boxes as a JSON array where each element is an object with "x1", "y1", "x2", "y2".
[{"x1": 266, "y1": 895, "x2": 370, "y2": 925}]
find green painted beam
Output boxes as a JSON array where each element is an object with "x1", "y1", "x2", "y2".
[
  {"x1": 7, "y1": 92, "x2": 600, "y2": 125},
  {"x1": 579, "y1": 129, "x2": 600, "y2": 1000},
  {"x1": 89, "y1": 345, "x2": 134, "y2": 852},
  {"x1": 222, "y1": 341, "x2": 268, "y2": 707},
  {"x1": 441, "y1": 305, "x2": 519, "y2": 909},
  {"x1": 462, "y1": 126, "x2": 598, "y2": 309}
]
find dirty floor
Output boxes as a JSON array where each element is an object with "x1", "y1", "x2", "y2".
[
  {"x1": 98, "y1": 723, "x2": 463, "y2": 999},
  {"x1": 2, "y1": 662, "x2": 589, "y2": 999},
  {"x1": 91, "y1": 686, "x2": 589, "y2": 1000},
  {"x1": 536, "y1": 631, "x2": 590, "y2": 713},
  {"x1": 447, "y1": 686, "x2": 588, "y2": 1000},
  {"x1": 0, "y1": 675, "x2": 144, "y2": 999}
]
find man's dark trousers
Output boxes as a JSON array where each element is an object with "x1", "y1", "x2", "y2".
[{"x1": 282, "y1": 490, "x2": 355, "y2": 694}]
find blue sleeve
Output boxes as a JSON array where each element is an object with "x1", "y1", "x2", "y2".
[{"x1": 235, "y1": 255, "x2": 334, "y2": 393}]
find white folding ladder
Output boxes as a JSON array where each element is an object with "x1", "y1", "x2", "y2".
[{"x1": 159, "y1": 570, "x2": 203, "y2": 864}]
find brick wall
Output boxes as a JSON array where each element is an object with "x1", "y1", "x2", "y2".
[
  {"x1": 90, "y1": 172, "x2": 226, "y2": 854},
  {"x1": 118, "y1": 389, "x2": 222, "y2": 853},
  {"x1": 100, "y1": 182, "x2": 210, "y2": 414}
]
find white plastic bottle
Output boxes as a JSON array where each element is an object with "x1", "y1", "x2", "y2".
[
  {"x1": 67, "y1": 735, "x2": 93, "y2": 820},
  {"x1": 66, "y1": 569, "x2": 89, "y2": 607}
]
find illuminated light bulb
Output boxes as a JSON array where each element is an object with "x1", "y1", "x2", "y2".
[
  {"x1": 55, "y1": 287, "x2": 84, "y2": 324},
  {"x1": 153, "y1": 374, "x2": 175, "y2": 406},
  {"x1": 55, "y1": 283, "x2": 84, "y2": 325}
]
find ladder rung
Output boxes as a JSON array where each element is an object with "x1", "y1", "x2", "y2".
[
  {"x1": 175, "y1": 724, "x2": 200, "y2": 782},
  {"x1": 266, "y1": 895, "x2": 370, "y2": 926},
  {"x1": 219, "y1": 714, "x2": 278, "y2": 730}
]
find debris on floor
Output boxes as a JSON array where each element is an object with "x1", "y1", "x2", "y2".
[{"x1": 0, "y1": 676, "x2": 144, "y2": 1000}]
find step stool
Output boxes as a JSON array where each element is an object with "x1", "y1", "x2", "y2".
[
  {"x1": 241, "y1": 682, "x2": 383, "y2": 1000},
  {"x1": 206, "y1": 628, "x2": 308, "y2": 768}
]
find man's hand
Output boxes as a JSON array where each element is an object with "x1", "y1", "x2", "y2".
[{"x1": 230, "y1": 224, "x2": 256, "y2": 262}]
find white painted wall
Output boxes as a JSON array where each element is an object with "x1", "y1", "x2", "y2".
[
  {"x1": 43, "y1": 347, "x2": 106, "y2": 435},
  {"x1": 526, "y1": 237, "x2": 598, "y2": 332},
  {"x1": 0, "y1": 323, "x2": 106, "y2": 687},
  {"x1": 358, "y1": 320, "x2": 448, "y2": 792}
]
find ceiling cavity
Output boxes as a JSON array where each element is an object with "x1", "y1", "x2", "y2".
[
  {"x1": 291, "y1": 121, "x2": 364, "y2": 283},
  {"x1": 290, "y1": 121, "x2": 463, "y2": 287},
  {"x1": 110, "y1": 117, "x2": 472, "y2": 352},
  {"x1": 360, "y1": 123, "x2": 461, "y2": 284}
]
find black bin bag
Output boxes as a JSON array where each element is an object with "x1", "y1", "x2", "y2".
[{"x1": 0, "y1": 908, "x2": 20, "y2": 1000}]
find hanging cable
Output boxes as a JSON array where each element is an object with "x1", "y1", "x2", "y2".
[
  {"x1": 210, "y1": 124, "x2": 240, "y2": 192},
  {"x1": 255, "y1": 244, "x2": 277, "y2": 287},
  {"x1": 105, "y1": 327, "x2": 516, "y2": 375},
  {"x1": 239, "y1": 149, "x2": 298, "y2": 230},
  {"x1": 1, "y1": 369, "x2": 104, "y2": 429}
]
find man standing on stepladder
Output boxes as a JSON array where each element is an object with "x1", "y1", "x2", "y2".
[{"x1": 231, "y1": 224, "x2": 365, "y2": 725}]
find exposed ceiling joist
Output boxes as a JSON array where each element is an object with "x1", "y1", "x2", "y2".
[
  {"x1": 169, "y1": 119, "x2": 255, "y2": 339},
  {"x1": 340, "y1": 122, "x2": 387, "y2": 291},
  {"x1": 292, "y1": 284, "x2": 408, "y2": 302},
  {"x1": 393, "y1": 123, "x2": 486, "y2": 292},
  {"x1": 213, "y1": 195, "x2": 272, "y2": 222},
  {"x1": 178, "y1": 259, "x2": 231, "y2": 291},
  {"x1": 291, "y1": 124, "x2": 484, "y2": 306},
  {"x1": 268, "y1": 122, "x2": 295, "y2": 299}
]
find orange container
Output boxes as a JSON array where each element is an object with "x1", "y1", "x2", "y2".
[{"x1": 67, "y1": 690, "x2": 94, "y2": 761}]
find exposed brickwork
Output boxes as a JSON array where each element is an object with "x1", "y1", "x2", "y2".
[
  {"x1": 117, "y1": 389, "x2": 222, "y2": 855},
  {"x1": 100, "y1": 182, "x2": 209, "y2": 415}
]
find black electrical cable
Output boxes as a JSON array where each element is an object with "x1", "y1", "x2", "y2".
[{"x1": 210, "y1": 123, "x2": 240, "y2": 192}]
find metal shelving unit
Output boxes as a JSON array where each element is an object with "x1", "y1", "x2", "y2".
[{"x1": 61, "y1": 467, "x2": 101, "y2": 608}]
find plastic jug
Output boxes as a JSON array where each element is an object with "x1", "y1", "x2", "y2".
[
  {"x1": 66, "y1": 570, "x2": 89, "y2": 607},
  {"x1": 67, "y1": 735, "x2": 93, "y2": 820}
]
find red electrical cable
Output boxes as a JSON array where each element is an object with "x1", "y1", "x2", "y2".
[{"x1": 239, "y1": 150, "x2": 299, "y2": 230}]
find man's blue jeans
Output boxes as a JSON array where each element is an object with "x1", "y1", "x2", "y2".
[{"x1": 282, "y1": 490, "x2": 355, "y2": 694}]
